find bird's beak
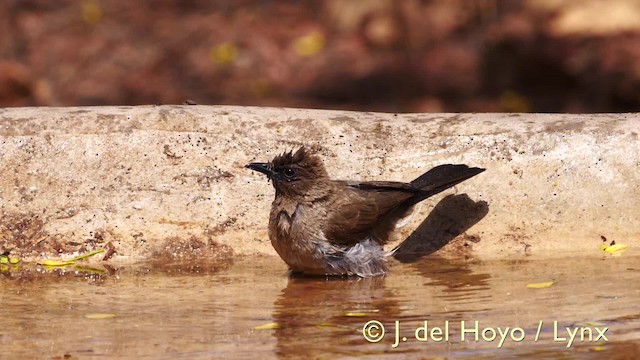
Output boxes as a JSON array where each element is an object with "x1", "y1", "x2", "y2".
[{"x1": 245, "y1": 162, "x2": 275, "y2": 179}]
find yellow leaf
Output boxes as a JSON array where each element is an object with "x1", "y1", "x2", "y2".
[
  {"x1": 526, "y1": 281, "x2": 554, "y2": 289},
  {"x1": 39, "y1": 249, "x2": 105, "y2": 267},
  {"x1": 344, "y1": 312, "x2": 369, "y2": 317},
  {"x1": 71, "y1": 249, "x2": 105, "y2": 261},
  {"x1": 254, "y1": 322, "x2": 279, "y2": 330},
  {"x1": 0, "y1": 256, "x2": 7, "y2": 264},
  {"x1": 40, "y1": 259, "x2": 76, "y2": 266},
  {"x1": 85, "y1": 313, "x2": 116, "y2": 319},
  {"x1": 9, "y1": 257, "x2": 19, "y2": 264},
  {"x1": 210, "y1": 42, "x2": 238, "y2": 65},
  {"x1": 293, "y1": 31, "x2": 325, "y2": 57},
  {"x1": 603, "y1": 243, "x2": 627, "y2": 254}
]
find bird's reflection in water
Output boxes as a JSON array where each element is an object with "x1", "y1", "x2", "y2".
[
  {"x1": 269, "y1": 256, "x2": 493, "y2": 358},
  {"x1": 271, "y1": 274, "x2": 393, "y2": 358}
]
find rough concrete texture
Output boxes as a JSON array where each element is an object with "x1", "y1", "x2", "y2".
[{"x1": 0, "y1": 106, "x2": 638, "y2": 262}]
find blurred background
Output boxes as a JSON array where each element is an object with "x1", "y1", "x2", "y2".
[{"x1": 2, "y1": 0, "x2": 640, "y2": 113}]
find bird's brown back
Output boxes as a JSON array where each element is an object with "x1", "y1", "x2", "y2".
[{"x1": 322, "y1": 180, "x2": 420, "y2": 246}]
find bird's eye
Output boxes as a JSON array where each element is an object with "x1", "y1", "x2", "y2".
[{"x1": 283, "y1": 168, "x2": 295, "y2": 179}]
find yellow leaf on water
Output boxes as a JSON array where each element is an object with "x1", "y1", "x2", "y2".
[
  {"x1": 85, "y1": 313, "x2": 116, "y2": 319},
  {"x1": 39, "y1": 249, "x2": 105, "y2": 267},
  {"x1": 603, "y1": 243, "x2": 627, "y2": 254},
  {"x1": 526, "y1": 281, "x2": 554, "y2": 289},
  {"x1": 254, "y1": 322, "x2": 279, "y2": 330},
  {"x1": 40, "y1": 259, "x2": 75, "y2": 266},
  {"x1": 344, "y1": 312, "x2": 369, "y2": 317}
]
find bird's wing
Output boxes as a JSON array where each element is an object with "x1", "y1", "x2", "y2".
[
  {"x1": 410, "y1": 164, "x2": 485, "y2": 194},
  {"x1": 345, "y1": 180, "x2": 417, "y2": 192},
  {"x1": 323, "y1": 181, "x2": 418, "y2": 246},
  {"x1": 322, "y1": 166, "x2": 486, "y2": 246}
]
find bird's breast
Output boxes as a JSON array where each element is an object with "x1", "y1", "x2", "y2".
[
  {"x1": 275, "y1": 209, "x2": 293, "y2": 236},
  {"x1": 268, "y1": 203, "x2": 328, "y2": 272},
  {"x1": 269, "y1": 204, "x2": 304, "y2": 243}
]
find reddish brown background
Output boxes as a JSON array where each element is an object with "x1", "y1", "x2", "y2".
[{"x1": 2, "y1": 0, "x2": 640, "y2": 112}]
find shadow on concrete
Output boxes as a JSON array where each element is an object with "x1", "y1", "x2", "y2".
[{"x1": 392, "y1": 194, "x2": 489, "y2": 263}]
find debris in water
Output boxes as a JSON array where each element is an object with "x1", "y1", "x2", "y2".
[
  {"x1": 599, "y1": 236, "x2": 627, "y2": 256},
  {"x1": 72, "y1": 249, "x2": 105, "y2": 261},
  {"x1": 254, "y1": 322, "x2": 279, "y2": 330},
  {"x1": 102, "y1": 241, "x2": 116, "y2": 261},
  {"x1": 344, "y1": 309, "x2": 379, "y2": 317},
  {"x1": 40, "y1": 259, "x2": 75, "y2": 267},
  {"x1": 85, "y1": 313, "x2": 116, "y2": 319},
  {"x1": 0, "y1": 254, "x2": 19, "y2": 264},
  {"x1": 38, "y1": 248, "x2": 105, "y2": 267},
  {"x1": 526, "y1": 281, "x2": 554, "y2": 289},
  {"x1": 344, "y1": 312, "x2": 369, "y2": 317}
]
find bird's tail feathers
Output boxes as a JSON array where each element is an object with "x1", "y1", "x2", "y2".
[{"x1": 411, "y1": 164, "x2": 485, "y2": 200}]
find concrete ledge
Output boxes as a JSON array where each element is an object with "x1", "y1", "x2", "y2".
[{"x1": 1, "y1": 106, "x2": 638, "y2": 261}]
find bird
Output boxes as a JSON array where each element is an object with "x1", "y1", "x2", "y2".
[{"x1": 246, "y1": 147, "x2": 485, "y2": 277}]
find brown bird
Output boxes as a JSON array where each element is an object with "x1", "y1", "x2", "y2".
[{"x1": 246, "y1": 147, "x2": 484, "y2": 277}]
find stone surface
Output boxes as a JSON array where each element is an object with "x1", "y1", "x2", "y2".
[{"x1": 1, "y1": 106, "x2": 638, "y2": 261}]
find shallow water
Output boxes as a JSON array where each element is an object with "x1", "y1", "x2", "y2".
[{"x1": 1, "y1": 254, "x2": 639, "y2": 359}]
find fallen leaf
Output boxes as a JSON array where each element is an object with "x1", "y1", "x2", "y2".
[
  {"x1": 71, "y1": 249, "x2": 105, "y2": 261},
  {"x1": 526, "y1": 281, "x2": 554, "y2": 289},
  {"x1": 40, "y1": 259, "x2": 76, "y2": 266},
  {"x1": 602, "y1": 243, "x2": 627, "y2": 255},
  {"x1": 254, "y1": 322, "x2": 279, "y2": 330},
  {"x1": 344, "y1": 312, "x2": 369, "y2": 317},
  {"x1": 210, "y1": 42, "x2": 238, "y2": 65},
  {"x1": 39, "y1": 249, "x2": 106, "y2": 267},
  {"x1": 85, "y1": 313, "x2": 116, "y2": 319},
  {"x1": 293, "y1": 31, "x2": 325, "y2": 57}
]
